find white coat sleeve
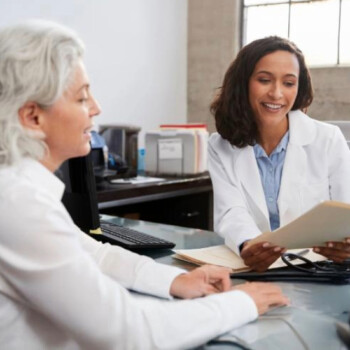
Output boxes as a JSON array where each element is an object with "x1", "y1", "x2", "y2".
[
  {"x1": 327, "y1": 127, "x2": 350, "y2": 202},
  {"x1": 208, "y1": 136, "x2": 262, "y2": 255}
]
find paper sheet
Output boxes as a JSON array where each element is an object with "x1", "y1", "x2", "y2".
[{"x1": 249, "y1": 200, "x2": 350, "y2": 249}]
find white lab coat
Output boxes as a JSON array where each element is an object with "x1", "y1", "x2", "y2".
[{"x1": 208, "y1": 110, "x2": 350, "y2": 255}]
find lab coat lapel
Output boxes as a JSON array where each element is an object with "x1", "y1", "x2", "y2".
[
  {"x1": 278, "y1": 110, "x2": 314, "y2": 225},
  {"x1": 235, "y1": 146, "x2": 270, "y2": 221}
]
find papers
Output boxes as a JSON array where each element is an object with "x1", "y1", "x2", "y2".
[
  {"x1": 110, "y1": 176, "x2": 166, "y2": 184},
  {"x1": 248, "y1": 200, "x2": 350, "y2": 249},
  {"x1": 173, "y1": 245, "x2": 325, "y2": 273}
]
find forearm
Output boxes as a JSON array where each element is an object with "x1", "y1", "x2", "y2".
[{"x1": 82, "y1": 236, "x2": 185, "y2": 298}]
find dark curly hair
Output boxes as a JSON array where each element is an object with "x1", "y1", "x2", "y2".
[{"x1": 210, "y1": 36, "x2": 313, "y2": 147}]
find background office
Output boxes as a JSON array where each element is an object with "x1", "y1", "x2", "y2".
[{"x1": 2, "y1": 0, "x2": 349, "y2": 145}]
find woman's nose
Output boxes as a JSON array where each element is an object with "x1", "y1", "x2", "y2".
[
  {"x1": 89, "y1": 94, "x2": 101, "y2": 117},
  {"x1": 268, "y1": 83, "x2": 283, "y2": 99}
]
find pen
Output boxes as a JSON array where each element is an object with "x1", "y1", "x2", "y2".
[{"x1": 286, "y1": 249, "x2": 310, "y2": 261}]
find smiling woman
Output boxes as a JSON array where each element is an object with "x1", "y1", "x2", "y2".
[
  {"x1": 208, "y1": 36, "x2": 350, "y2": 272},
  {"x1": 248, "y1": 50, "x2": 299, "y2": 154}
]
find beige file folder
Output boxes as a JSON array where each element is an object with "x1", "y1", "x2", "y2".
[
  {"x1": 248, "y1": 200, "x2": 350, "y2": 249},
  {"x1": 173, "y1": 245, "x2": 324, "y2": 273}
]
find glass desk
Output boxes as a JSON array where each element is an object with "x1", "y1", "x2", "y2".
[{"x1": 103, "y1": 215, "x2": 350, "y2": 350}]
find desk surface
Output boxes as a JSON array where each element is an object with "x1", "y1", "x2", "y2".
[
  {"x1": 96, "y1": 174, "x2": 212, "y2": 209},
  {"x1": 104, "y1": 215, "x2": 350, "y2": 350}
]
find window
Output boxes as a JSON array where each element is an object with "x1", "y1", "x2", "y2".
[{"x1": 242, "y1": 0, "x2": 350, "y2": 66}]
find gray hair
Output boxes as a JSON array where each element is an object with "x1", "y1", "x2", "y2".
[{"x1": 0, "y1": 20, "x2": 85, "y2": 166}]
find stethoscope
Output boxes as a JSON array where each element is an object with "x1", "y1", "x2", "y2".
[{"x1": 282, "y1": 252, "x2": 350, "y2": 277}]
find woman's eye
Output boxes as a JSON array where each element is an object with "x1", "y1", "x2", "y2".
[
  {"x1": 258, "y1": 78, "x2": 270, "y2": 84},
  {"x1": 284, "y1": 81, "x2": 296, "y2": 87}
]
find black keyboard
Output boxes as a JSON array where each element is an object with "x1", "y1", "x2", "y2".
[{"x1": 99, "y1": 221, "x2": 176, "y2": 251}]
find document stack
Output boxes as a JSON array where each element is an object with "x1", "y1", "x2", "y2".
[{"x1": 145, "y1": 123, "x2": 209, "y2": 176}]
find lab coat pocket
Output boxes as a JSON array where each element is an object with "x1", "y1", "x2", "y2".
[{"x1": 301, "y1": 180, "x2": 330, "y2": 212}]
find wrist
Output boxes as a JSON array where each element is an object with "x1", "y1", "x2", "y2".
[{"x1": 169, "y1": 273, "x2": 187, "y2": 298}]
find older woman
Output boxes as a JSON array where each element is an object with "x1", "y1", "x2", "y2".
[
  {"x1": 209, "y1": 36, "x2": 350, "y2": 272},
  {"x1": 0, "y1": 21, "x2": 288, "y2": 350}
]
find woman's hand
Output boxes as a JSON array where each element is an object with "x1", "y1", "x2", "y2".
[
  {"x1": 170, "y1": 265, "x2": 232, "y2": 299},
  {"x1": 241, "y1": 241, "x2": 286, "y2": 272},
  {"x1": 314, "y1": 238, "x2": 350, "y2": 263},
  {"x1": 233, "y1": 282, "x2": 290, "y2": 315}
]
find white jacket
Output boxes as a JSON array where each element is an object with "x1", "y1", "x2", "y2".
[{"x1": 208, "y1": 110, "x2": 350, "y2": 255}]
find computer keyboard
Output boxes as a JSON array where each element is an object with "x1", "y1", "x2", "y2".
[{"x1": 99, "y1": 221, "x2": 176, "y2": 251}]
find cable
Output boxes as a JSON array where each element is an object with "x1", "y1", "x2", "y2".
[
  {"x1": 260, "y1": 315, "x2": 310, "y2": 350},
  {"x1": 207, "y1": 336, "x2": 252, "y2": 350},
  {"x1": 206, "y1": 315, "x2": 309, "y2": 349}
]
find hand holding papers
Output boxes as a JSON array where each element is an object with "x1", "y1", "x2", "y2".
[{"x1": 247, "y1": 200, "x2": 350, "y2": 249}]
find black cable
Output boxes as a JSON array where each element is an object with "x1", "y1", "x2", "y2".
[{"x1": 206, "y1": 339, "x2": 252, "y2": 350}]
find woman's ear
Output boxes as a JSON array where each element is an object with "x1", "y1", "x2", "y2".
[{"x1": 18, "y1": 102, "x2": 44, "y2": 131}]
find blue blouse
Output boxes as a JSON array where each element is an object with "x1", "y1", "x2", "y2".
[{"x1": 253, "y1": 132, "x2": 289, "y2": 231}]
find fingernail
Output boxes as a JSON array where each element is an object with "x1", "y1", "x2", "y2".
[
  {"x1": 274, "y1": 247, "x2": 281, "y2": 252},
  {"x1": 262, "y1": 242, "x2": 270, "y2": 248},
  {"x1": 314, "y1": 247, "x2": 320, "y2": 252},
  {"x1": 327, "y1": 242, "x2": 334, "y2": 248},
  {"x1": 346, "y1": 239, "x2": 350, "y2": 244}
]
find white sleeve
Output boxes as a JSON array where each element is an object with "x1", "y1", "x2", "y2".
[
  {"x1": 79, "y1": 233, "x2": 185, "y2": 299},
  {"x1": 0, "y1": 191, "x2": 258, "y2": 350},
  {"x1": 208, "y1": 137, "x2": 261, "y2": 254},
  {"x1": 328, "y1": 127, "x2": 350, "y2": 202}
]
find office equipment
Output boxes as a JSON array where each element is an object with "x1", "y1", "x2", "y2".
[
  {"x1": 145, "y1": 127, "x2": 208, "y2": 175},
  {"x1": 55, "y1": 153, "x2": 176, "y2": 251},
  {"x1": 99, "y1": 220, "x2": 174, "y2": 250},
  {"x1": 248, "y1": 200, "x2": 350, "y2": 249},
  {"x1": 173, "y1": 245, "x2": 325, "y2": 273},
  {"x1": 99, "y1": 124, "x2": 140, "y2": 177},
  {"x1": 90, "y1": 130, "x2": 126, "y2": 181}
]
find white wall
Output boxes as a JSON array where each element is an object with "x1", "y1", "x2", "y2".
[{"x1": 0, "y1": 0, "x2": 188, "y2": 147}]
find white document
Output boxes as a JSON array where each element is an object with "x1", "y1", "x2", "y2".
[
  {"x1": 249, "y1": 200, "x2": 350, "y2": 249},
  {"x1": 110, "y1": 176, "x2": 166, "y2": 184}
]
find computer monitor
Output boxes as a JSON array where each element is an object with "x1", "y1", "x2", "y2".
[
  {"x1": 55, "y1": 152, "x2": 176, "y2": 251},
  {"x1": 55, "y1": 153, "x2": 100, "y2": 234}
]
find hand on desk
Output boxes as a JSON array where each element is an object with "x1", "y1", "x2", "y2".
[
  {"x1": 170, "y1": 265, "x2": 232, "y2": 299},
  {"x1": 233, "y1": 282, "x2": 289, "y2": 315},
  {"x1": 314, "y1": 238, "x2": 350, "y2": 263},
  {"x1": 241, "y1": 241, "x2": 286, "y2": 272}
]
